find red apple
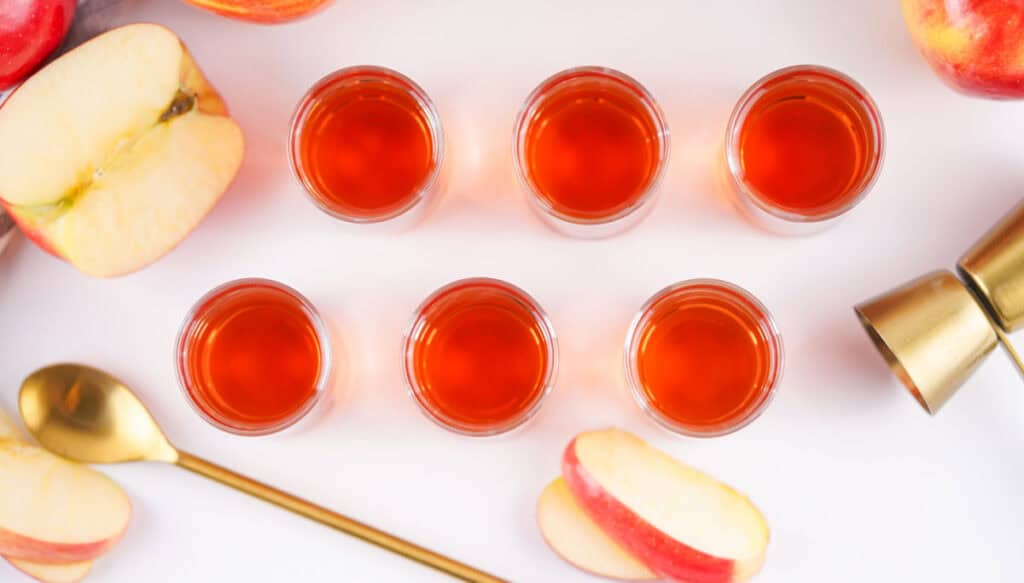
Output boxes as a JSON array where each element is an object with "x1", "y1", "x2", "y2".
[
  {"x1": 0, "y1": 441, "x2": 131, "y2": 563},
  {"x1": 0, "y1": 24, "x2": 244, "y2": 277},
  {"x1": 6, "y1": 557, "x2": 92, "y2": 583},
  {"x1": 182, "y1": 0, "x2": 334, "y2": 23},
  {"x1": 0, "y1": 0, "x2": 76, "y2": 90},
  {"x1": 537, "y1": 478, "x2": 657, "y2": 581},
  {"x1": 902, "y1": 0, "x2": 1024, "y2": 98},
  {"x1": 562, "y1": 429, "x2": 769, "y2": 583}
]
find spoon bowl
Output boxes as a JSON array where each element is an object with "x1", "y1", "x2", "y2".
[{"x1": 19, "y1": 363, "x2": 177, "y2": 463}]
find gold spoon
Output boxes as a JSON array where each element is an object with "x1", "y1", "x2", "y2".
[{"x1": 19, "y1": 363, "x2": 504, "y2": 583}]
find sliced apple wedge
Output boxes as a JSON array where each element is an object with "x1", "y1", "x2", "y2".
[
  {"x1": 6, "y1": 557, "x2": 93, "y2": 583},
  {"x1": 538, "y1": 478, "x2": 657, "y2": 581},
  {"x1": 0, "y1": 442, "x2": 131, "y2": 563},
  {"x1": 562, "y1": 429, "x2": 769, "y2": 583},
  {"x1": 0, "y1": 408, "x2": 23, "y2": 442},
  {"x1": 0, "y1": 23, "x2": 244, "y2": 277}
]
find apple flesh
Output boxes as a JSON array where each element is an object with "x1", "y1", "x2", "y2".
[
  {"x1": 562, "y1": 429, "x2": 769, "y2": 583},
  {"x1": 538, "y1": 478, "x2": 657, "y2": 581},
  {"x1": 0, "y1": 410, "x2": 96, "y2": 582},
  {"x1": 0, "y1": 408, "x2": 23, "y2": 442},
  {"x1": 0, "y1": 441, "x2": 131, "y2": 563},
  {"x1": 0, "y1": 23, "x2": 244, "y2": 277},
  {"x1": 0, "y1": 0, "x2": 76, "y2": 90},
  {"x1": 182, "y1": 0, "x2": 334, "y2": 23},
  {"x1": 901, "y1": 0, "x2": 1024, "y2": 98},
  {"x1": 6, "y1": 558, "x2": 92, "y2": 583}
]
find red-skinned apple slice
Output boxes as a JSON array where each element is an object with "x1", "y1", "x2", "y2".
[
  {"x1": 0, "y1": 23, "x2": 244, "y2": 277},
  {"x1": 562, "y1": 429, "x2": 768, "y2": 583},
  {"x1": 538, "y1": 478, "x2": 657, "y2": 581},
  {"x1": 0, "y1": 408, "x2": 23, "y2": 442},
  {"x1": 0, "y1": 441, "x2": 131, "y2": 563},
  {"x1": 6, "y1": 558, "x2": 92, "y2": 583},
  {"x1": 0, "y1": 412, "x2": 96, "y2": 581}
]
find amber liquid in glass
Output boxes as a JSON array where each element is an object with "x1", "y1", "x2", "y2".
[
  {"x1": 634, "y1": 285, "x2": 775, "y2": 432},
  {"x1": 736, "y1": 71, "x2": 877, "y2": 216},
  {"x1": 521, "y1": 73, "x2": 662, "y2": 221},
  {"x1": 182, "y1": 283, "x2": 323, "y2": 430},
  {"x1": 407, "y1": 281, "x2": 552, "y2": 432},
  {"x1": 296, "y1": 72, "x2": 435, "y2": 220}
]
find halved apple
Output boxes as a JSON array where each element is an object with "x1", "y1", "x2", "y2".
[
  {"x1": 0, "y1": 23, "x2": 244, "y2": 277},
  {"x1": 562, "y1": 429, "x2": 769, "y2": 583},
  {"x1": 6, "y1": 558, "x2": 92, "y2": 583},
  {"x1": 538, "y1": 478, "x2": 657, "y2": 581},
  {"x1": 0, "y1": 441, "x2": 131, "y2": 563}
]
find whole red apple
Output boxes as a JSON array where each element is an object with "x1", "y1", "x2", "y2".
[
  {"x1": 902, "y1": 0, "x2": 1024, "y2": 98},
  {"x1": 182, "y1": 0, "x2": 333, "y2": 23},
  {"x1": 0, "y1": 0, "x2": 76, "y2": 90}
]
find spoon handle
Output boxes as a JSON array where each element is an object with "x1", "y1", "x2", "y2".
[{"x1": 175, "y1": 450, "x2": 505, "y2": 583}]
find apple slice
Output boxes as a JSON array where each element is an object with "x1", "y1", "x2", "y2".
[
  {"x1": 0, "y1": 23, "x2": 244, "y2": 277},
  {"x1": 538, "y1": 478, "x2": 657, "y2": 581},
  {"x1": 0, "y1": 408, "x2": 23, "y2": 442},
  {"x1": 563, "y1": 429, "x2": 769, "y2": 583},
  {"x1": 6, "y1": 557, "x2": 92, "y2": 583},
  {"x1": 0, "y1": 441, "x2": 131, "y2": 563}
]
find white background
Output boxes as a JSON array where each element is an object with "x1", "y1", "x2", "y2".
[{"x1": 2, "y1": 0, "x2": 1024, "y2": 581}]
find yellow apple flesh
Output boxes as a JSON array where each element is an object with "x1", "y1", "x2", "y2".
[{"x1": 0, "y1": 23, "x2": 244, "y2": 277}]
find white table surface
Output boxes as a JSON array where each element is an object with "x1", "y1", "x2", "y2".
[{"x1": 3, "y1": 1, "x2": 1024, "y2": 581}]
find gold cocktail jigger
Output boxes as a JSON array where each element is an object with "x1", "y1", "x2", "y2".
[
  {"x1": 959, "y1": 201, "x2": 1024, "y2": 332},
  {"x1": 855, "y1": 201, "x2": 1024, "y2": 414}
]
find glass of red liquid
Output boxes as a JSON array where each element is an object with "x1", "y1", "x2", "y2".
[
  {"x1": 176, "y1": 279, "x2": 332, "y2": 436},
  {"x1": 403, "y1": 278, "x2": 558, "y2": 436},
  {"x1": 513, "y1": 67, "x2": 670, "y2": 237},
  {"x1": 725, "y1": 65, "x2": 884, "y2": 234},
  {"x1": 289, "y1": 66, "x2": 444, "y2": 224},
  {"x1": 625, "y1": 280, "x2": 783, "y2": 437}
]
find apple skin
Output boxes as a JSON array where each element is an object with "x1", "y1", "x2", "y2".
[
  {"x1": 0, "y1": 529, "x2": 117, "y2": 565},
  {"x1": 902, "y1": 0, "x2": 1024, "y2": 98},
  {"x1": 0, "y1": 0, "x2": 76, "y2": 90},
  {"x1": 182, "y1": 0, "x2": 334, "y2": 23},
  {"x1": 562, "y1": 439, "x2": 735, "y2": 583}
]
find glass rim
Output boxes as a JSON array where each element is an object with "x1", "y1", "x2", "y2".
[
  {"x1": 288, "y1": 65, "x2": 445, "y2": 224},
  {"x1": 512, "y1": 65, "x2": 671, "y2": 228},
  {"x1": 724, "y1": 64, "x2": 885, "y2": 224},
  {"x1": 402, "y1": 277, "x2": 559, "y2": 437},
  {"x1": 624, "y1": 279, "x2": 784, "y2": 438},
  {"x1": 175, "y1": 278, "x2": 333, "y2": 436}
]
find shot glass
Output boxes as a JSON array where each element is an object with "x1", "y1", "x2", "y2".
[
  {"x1": 625, "y1": 279, "x2": 783, "y2": 437},
  {"x1": 724, "y1": 65, "x2": 884, "y2": 234},
  {"x1": 513, "y1": 66, "x2": 670, "y2": 237},
  {"x1": 289, "y1": 66, "x2": 444, "y2": 224},
  {"x1": 176, "y1": 278, "x2": 333, "y2": 436},
  {"x1": 403, "y1": 278, "x2": 558, "y2": 436}
]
